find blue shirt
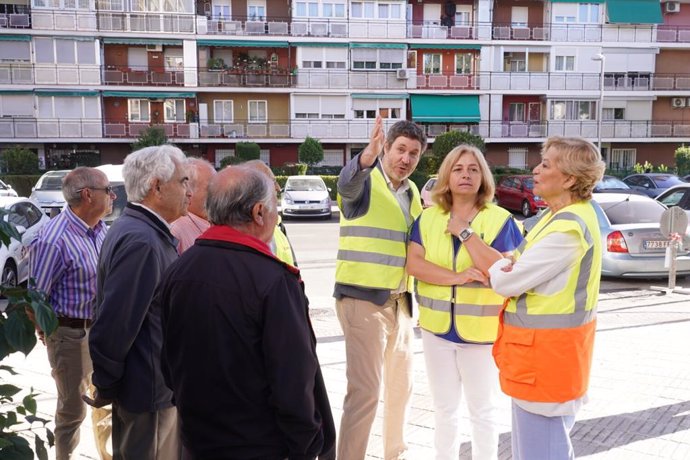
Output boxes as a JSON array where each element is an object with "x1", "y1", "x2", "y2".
[{"x1": 410, "y1": 213, "x2": 523, "y2": 343}]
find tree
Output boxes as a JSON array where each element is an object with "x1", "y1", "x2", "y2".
[
  {"x1": 675, "y1": 145, "x2": 690, "y2": 176},
  {"x1": 419, "y1": 130, "x2": 486, "y2": 176},
  {"x1": 0, "y1": 212, "x2": 57, "y2": 459},
  {"x1": 131, "y1": 127, "x2": 168, "y2": 151},
  {"x1": 298, "y1": 136, "x2": 324, "y2": 166},
  {"x1": 1, "y1": 146, "x2": 39, "y2": 174},
  {"x1": 236, "y1": 142, "x2": 261, "y2": 161}
]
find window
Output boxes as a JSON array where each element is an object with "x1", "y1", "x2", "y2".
[
  {"x1": 321, "y1": 113, "x2": 345, "y2": 119},
  {"x1": 378, "y1": 107, "x2": 400, "y2": 119},
  {"x1": 603, "y1": 108, "x2": 625, "y2": 120},
  {"x1": 351, "y1": 1, "x2": 397, "y2": 18},
  {"x1": 213, "y1": 100, "x2": 233, "y2": 122},
  {"x1": 509, "y1": 103, "x2": 525, "y2": 122},
  {"x1": 354, "y1": 109, "x2": 377, "y2": 119},
  {"x1": 248, "y1": 2, "x2": 265, "y2": 20},
  {"x1": 554, "y1": 15, "x2": 576, "y2": 23},
  {"x1": 326, "y1": 61, "x2": 346, "y2": 69},
  {"x1": 212, "y1": 4, "x2": 230, "y2": 18},
  {"x1": 551, "y1": 100, "x2": 596, "y2": 120},
  {"x1": 323, "y1": 2, "x2": 345, "y2": 17},
  {"x1": 455, "y1": 53, "x2": 472, "y2": 74},
  {"x1": 307, "y1": 1, "x2": 317, "y2": 16},
  {"x1": 248, "y1": 100, "x2": 267, "y2": 122},
  {"x1": 215, "y1": 149, "x2": 234, "y2": 168},
  {"x1": 352, "y1": 48, "x2": 377, "y2": 70},
  {"x1": 164, "y1": 99, "x2": 185, "y2": 122},
  {"x1": 508, "y1": 148, "x2": 528, "y2": 169},
  {"x1": 128, "y1": 99, "x2": 150, "y2": 122},
  {"x1": 164, "y1": 51, "x2": 184, "y2": 71},
  {"x1": 555, "y1": 56, "x2": 575, "y2": 72},
  {"x1": 423, "y1": 53, "x2": 441, "y2": 74},
  {"x1": 504, "y1": 52, "x2": 526, "y2": 72},
  {"x1": 302, "y1": 60, "x2": 323, "y2": 68},
  {"x1": 578, "y1": 3, "x2": 599, "y2": 23},
  {"x1": 610, "y1": 148, "x2": 636, "y2": 171},
  {"x1": 455, "y1": 8, "x2": 471, "y2": 26},
  {"x1": 511, "y1": 6, "x2": 528, "y2": 27},
  {"x1": 295, "y1": 112, "x2": 319, "y2": 118},
  {"x1": 295, "y1": 2, "x2": 307, "y2": 16}
]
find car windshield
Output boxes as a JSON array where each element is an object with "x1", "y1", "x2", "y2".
[
  {"x1": 597, "y1": 177, "x2": 629, "y2": 190},
  {"x1": 35, "y1": 174, "x2": 66, "y2": 191},
  {"x1": 653, "y1": 176, "x2": 684, "y2": 188},
  {"x1": 600, "y1": 199, "x2": 666, "y2": 225},
  {"x1": 523, "y1": 178, "x2": 534, "y2": 190},
  {"x1": 286, "y1": 179, "x2": 326, "y2": 192}
]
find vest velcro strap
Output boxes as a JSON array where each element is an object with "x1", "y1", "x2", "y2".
[
  {"x1": 416, "y1": 294, "x2": 451, "y2": 312},
  {"x1": 504, "y1": 308, "x2": 596, "y2": 329},
  {"x1": 339, "y1": 225, "x2": 408, "y2": 242},
  {"x1": 455, "y1": 303, "x2": 502, "y2": 317},
  {"x1": 337, "y1": 249, "x2": 406, "y2": 267}
]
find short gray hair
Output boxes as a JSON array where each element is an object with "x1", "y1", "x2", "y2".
[
  {"x1": 186, "y1": 157, "x2": 215, "y2": 185},
  {"x1": 123, "y1": 145, "x2": 186, "y2": 202},
  {"x1": 62, "y1": 167, "x2": 106, "y2": 207},
  {"x1": 207, "y1": 166, "x2": 275, "y2": 227}
]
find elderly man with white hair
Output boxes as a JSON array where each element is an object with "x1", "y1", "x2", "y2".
[{"x1": 86, "y1": 145, "x2": 190, "y2": 459}]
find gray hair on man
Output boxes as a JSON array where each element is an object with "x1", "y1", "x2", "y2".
[
  {"x1": 123, "y1": 145, "x2": 186, "y2": 202},
  {"x1": 62, "y1": 167, "x2": 106, "y2": 207},
  {"x1": 186, "y1": 157, "x2": 216, "y2": 184},
  {"x1": 206, "y1": 166, "x2": 275, "y2": 227}
]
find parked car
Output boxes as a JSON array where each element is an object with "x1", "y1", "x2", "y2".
[
  {"x1": 95, "y1": 164, "x2": 127, "y2": 226},
  {"x1": 592, "y1": 193, "x2": 690, "y2": 278},
  {"x1": 622, "y1": 173, "x2": 685, "y2": 198},
  {"x1": 655, "y1": 183, "x2": 690, "y2": 219},
  {"x1": 594, "y1": 175, "x2": 644, "y2": 195},
  {"x1": 682, "y1": 174, "x2": 690, "y2": 182},
  {"x1": 421, "y1": 175, "x2": 437, "y2": 208},
  {"x1": 280, "y1": 175, "x2": 332, "y2": 219},
  {"x1": 494, "y1": 175, "x2": 547, "y2": 217},
  {"x1": 0, "y1": 179, "x2": 17, "y2": 198},
  {"x1": 0, "y1": 197, "x2": 50, "y2": 286},
  {"x1": 29, "y1": 170, "x2": 70, "y2": 217}
]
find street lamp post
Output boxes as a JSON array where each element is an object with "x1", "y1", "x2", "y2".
[{"x1": 592, "y1": 53, "x2": 605, "y2": 154}]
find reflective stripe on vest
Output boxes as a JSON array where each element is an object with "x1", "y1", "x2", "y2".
[
  {"x1": 335, "y1": 167, "x2": 422, "y2": 290},
  {"x1": 415, "y1": 204, "x2": 511, "y2": 343}
]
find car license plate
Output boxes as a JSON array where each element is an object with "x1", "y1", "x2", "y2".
[{"x1": 644, "y1": 240, "x2": 670, "y2": 249}]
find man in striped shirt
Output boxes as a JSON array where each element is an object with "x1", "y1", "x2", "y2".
[{"x1": 30, "y1": 167, "x2": 115, "y2": 460}]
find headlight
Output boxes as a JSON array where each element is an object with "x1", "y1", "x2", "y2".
[
  {"x1": 283, "y1": 195, "x2": 293, "y2": 204},
  {"x1": 321, "y1": 197, "x2": 330, "y2": 205}
]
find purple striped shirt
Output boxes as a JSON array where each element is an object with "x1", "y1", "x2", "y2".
[{"x1": 29, "y1": 206, "x2": 107, "y2": 319}]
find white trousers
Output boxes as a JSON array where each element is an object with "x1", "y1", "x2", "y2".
[{"x1": 421, "y1": 330, "x2": 500, "y2": 460}]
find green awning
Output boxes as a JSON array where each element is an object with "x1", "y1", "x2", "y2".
[
  {"x1": 409, "y1": 44, "x2": 481, "y2": 50},
  {"x1": 0, "y1": 35, "x2": 31, "y2": 41},
  {"x1": 350, "y1": 43, "x2": 407, "y2": 49},
  {"x1": 411, "y1": 95, "x2": 480, "y2": 123},
  {"x1": 35, "y1": 90, "x2": 99, "y2": 97},
  {"x1": 102, "y1": 91, "x2": 196, "y2": 98},
  {"x1": 352, "y1": 93, "x2": 409, "y2": 99},
  {"x1": 102, "y1": 37, "x2": 183, "y2": 45},
  {"x1": 197, "y1": 39, "x2": 289, "y2": 48},
  {"x1": 607, "y1": 0, "x2": 662, "y2": 24},
  {"x1": 291, "y1": 42, "x2": 348, "y2": 47}
]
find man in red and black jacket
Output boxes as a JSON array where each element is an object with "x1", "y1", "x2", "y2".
[{"x1": 159, "y1": 165, "x2": 335, "y2": 460}]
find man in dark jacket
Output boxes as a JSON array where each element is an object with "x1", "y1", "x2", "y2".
[
  {"x1": 160, "y1": 166, "x2": 335, "y2": 460},
  {"x1": 86, "y1": 145, "x2": 191, "y2": 459}
]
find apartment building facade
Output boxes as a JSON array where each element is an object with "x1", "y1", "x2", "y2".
[{"x1": 0, "y1": 0, "x2": 688, "y2": 171}]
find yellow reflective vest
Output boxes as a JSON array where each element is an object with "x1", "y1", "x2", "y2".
[
  {"x1": 335, "y1": 167, "x2": 422, "y2": 290},
  {"x1": 273, "y1": 225, "x2": 295, "y2": 266},
  {"x1": 416, "y1": 203, "x2": 513, "y2": 343}
]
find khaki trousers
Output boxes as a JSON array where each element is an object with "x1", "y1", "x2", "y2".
[
  {"x1": 46, "y1": 326, "x2": 112, "y2": 460},
  {"x1": 112, "y1": 404, "x2": 179, "y2": 460},
  {"x1": 336, "y1": 294, "x2": 413, "y2": 460}
]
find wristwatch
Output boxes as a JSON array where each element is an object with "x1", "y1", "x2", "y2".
[{"x1": 457, "y1": 227, "x2": 474, "y2": 243}]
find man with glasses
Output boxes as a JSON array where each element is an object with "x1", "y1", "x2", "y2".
[{"x1": 29, "y1": 167, "x2": 116, "y2": 460}]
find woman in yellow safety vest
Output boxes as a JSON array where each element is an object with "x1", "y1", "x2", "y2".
[{"x1": 406, "y1": 145, "x2": 523, "y2": 460}]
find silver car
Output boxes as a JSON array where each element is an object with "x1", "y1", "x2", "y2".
[
  {"x1": 593, "y1": 193, "x2": 690, "y2": 278},
  {"x1": 29, "y1": 170, "x2": 70, "y2": 217},
  {"x1": 280, "y1": 175, "x2": 332, "y2": 219}
]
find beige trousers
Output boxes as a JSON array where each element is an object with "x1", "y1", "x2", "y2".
[
  {"x1": 46, "y1": 326, "x2": 111, "y2": 460},
  {"x1": 336, "y1": 294, "x2": 414, "y2": 460}
]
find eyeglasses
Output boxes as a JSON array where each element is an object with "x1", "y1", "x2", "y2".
[{"x1": 77, "y1": 185, "x2": 113, "y2": 195}]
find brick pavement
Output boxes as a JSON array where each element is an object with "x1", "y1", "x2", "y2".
[{"x1": 4, "y1": 288, "x2": 690, "y2": 459}]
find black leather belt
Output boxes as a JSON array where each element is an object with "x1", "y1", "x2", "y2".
[{"x1": 57, "y1": 317, "x2": 92, "y2": 328}]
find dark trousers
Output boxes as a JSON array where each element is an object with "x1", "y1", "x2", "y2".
[{"x1": 112, "y1": 403, "x2": 179, "y2": 460}]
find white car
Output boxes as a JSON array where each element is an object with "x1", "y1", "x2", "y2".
[
  {"x1": 0, "y1": 179, "x2": 18, "y2": 198},
  {"x1": 280, "y1": 175, "x2": 332, "y2": 219},
  {"x1": 0, "y1": 197, "x2": 50, "y2": 286},
  {"x1": 30, "y1": 170, "x2": 71, "y2": 217}
]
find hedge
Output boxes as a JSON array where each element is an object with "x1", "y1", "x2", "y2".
[{"x1": 0, "y1": 175, "x2": 41, "y2": 197}]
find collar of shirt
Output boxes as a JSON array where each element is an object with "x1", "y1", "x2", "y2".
[
  {"x1": 378, "y1": 159, "x2": 410, "y2": 195},
  {"x1": 63, "y1": 206, "x2": 106, "y2": 237},
  {"x1": 130, "y1": 202, "x2": 171, "y2": 230}
]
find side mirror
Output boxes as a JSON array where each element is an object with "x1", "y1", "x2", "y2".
[
  {"x1": 15, "y1": 225, "x2": 26, "y2": 235},
  {"x1": 327, "y1": 187, "x2": 332, "y2": 192}
]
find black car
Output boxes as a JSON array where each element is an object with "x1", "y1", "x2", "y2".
[{"x1": 622, "y1": 173, "x2": 685, "y2": 198}]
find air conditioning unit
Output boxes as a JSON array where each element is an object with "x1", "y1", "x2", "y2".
[
  {"x1": 396, "y1": 68, "x2": 410, "y2": 80},
  {"x1": 672, "y1": 97, "x2": 686, "y2": 108},
  {"x1": 665, "y1": 1, "x2": 680, "y2": 13},
  {"x1": 146, "y1": 44, "x2": 163, "y2": 52}
]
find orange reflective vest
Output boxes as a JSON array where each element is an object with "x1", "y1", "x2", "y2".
[{"x1": 492, "y1": 201, "x2": 601, "y2": 403}]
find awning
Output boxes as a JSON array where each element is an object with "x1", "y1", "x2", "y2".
[
  {"x1": 0, "y1": 34, "x2": 31, "y2": 41},
  {"x1": 35, "y1": 90, "x2": 99, "y2": 97},
  {"x1": 350, "y1": 43, "x2": 407, "y2": 49},
  {"x1": 291, "y1": 42, "x2": 348, "y2": 48},
  {"x1": 351, "y1": 93, "x2": 409, "y2": 99},
  {"x1": 197, "y1": 39, "x2": 289, "y2": 48},
  {"x1": 102, "y1": 91, "x2": 196, "y2": 98},
  {"x1": 607, "y1": 0, "x2": 662, "y2": 24},
  {"x1": 409, "y1": 44, "x2": 481, "y2": 50},
  {"x1": 102, "y1": 37, "x2": 183, "y2": 46},
  {"x1": 410, "y1": 95, "x2": 480, "y2": 123}
]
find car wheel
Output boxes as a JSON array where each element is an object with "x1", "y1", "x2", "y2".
[
  {"x1": 521, "y1": 200, "x2": 532, "y2": 218},
  {"x1": 1, "y1": 262, "x2": 17, "y2": 288}
]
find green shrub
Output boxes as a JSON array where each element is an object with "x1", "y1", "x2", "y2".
[
  {"x1": 279, "y1": 163, "x2": 308, "y2": 175},
  {"x1": 1, "y1": 146, "x2": 39, "y2": 174},
  {"x1": 298, "y1": 136, "x2": 324, "y2": 166},
  {"x1": 0, "y1": 175, "x2": 41, "y2": 197},
  {"x1": 131, "y1": 126, "x2": 168, "y2": 150},
  {"x1": 219, "y1": 155, "x2": 244, "y2": 169},
  {"x1": 675, "y1": 145, "x2": 690, "y2": 176},
  {"x1": 432, "y1": 130, "x2": 486, "y2": 158},
  {"x1": 236, "y1": 142, "x2": 261, "y2": 161}
]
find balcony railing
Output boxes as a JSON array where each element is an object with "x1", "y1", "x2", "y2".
[
  {"x1": 0, "y1": 118, "x2": 103, "y2": 138},
  {"x1": 103, "y1": 66, "x2": 186, "y2": 86},
  {"x1": 0, "y1": 63, "x2": 101, "y2": 85},
  {"x1": 294, "y1": 70, "x2": 411, "y2": 90},
  {"x1": 97, "y1": 11, "x2": 195, "y2": 33},
  {"x1": 103, "y1": 120, "x2": 197, "y2": 138},
  {"x1": 198, "y1": 68, "x2": 294, "y2": 87},
  {"x1": 0, "y1": 11, "x2": 31, "y2": 29}
]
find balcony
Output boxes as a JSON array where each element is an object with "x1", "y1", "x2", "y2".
[
  {"x1": 0, "y1": 118, "x2": 102, "y2": 138},
  {"x1": 0, "y1": 5, "x2": 31, "y2": 29},
  {"x1": 103, "y1": 66, "x2": 185, "y2": 86},
  {"x1": 295, "y1": 70, "x2": 412, "y2": 90},
  {"x1": 0, "y1": 63, "x2": 101, "y2": 85},
  {"x1": 97, "y1": 11, "x2": 194, "y2": 33},
  {"x1": 103, "y1": 120, "x2": 197, "y2": 138},
  {"x1": 31, "y1": 9, "x2": 96, "y2": 30},
  {"x1": 198, "y1": 68, "x2": 294, "y2": 87}
]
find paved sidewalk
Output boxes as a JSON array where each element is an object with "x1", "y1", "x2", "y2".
[{"x1": 4, "y1": 288, "x2": 690, "y2": 459}]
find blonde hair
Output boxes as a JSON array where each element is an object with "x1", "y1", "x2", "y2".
[
  {"x1": 541, "y1": 136, "x2": 605, "y2": 201},
  {"x1": 431, "y1": 145, "x2": 495, "y2": 212}
]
